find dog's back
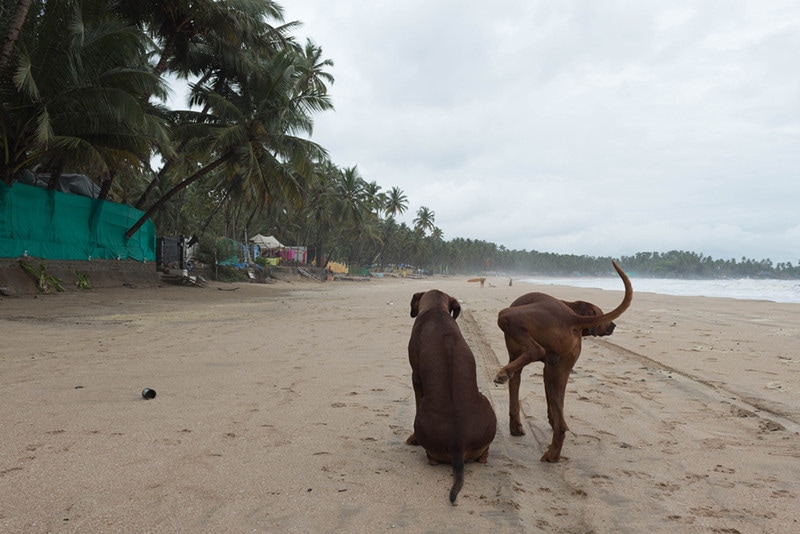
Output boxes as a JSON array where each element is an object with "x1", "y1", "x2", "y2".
[
  {"x1": 412, "y1": 315, "x2": 493, "y2": 451},
  {"x1": 408, "y1": 290, "x2": 497, "y2": 503},
  {"x1": 505, "y1": 292, "x2": 611, "y2": 336}
]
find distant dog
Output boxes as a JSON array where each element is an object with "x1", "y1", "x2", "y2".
[
  {"x1": 406, "y1": 290, "x2": 497, "y2": 504},
  {"x1": 494, "y1": 261, "x2": 633, "y2": 462}
]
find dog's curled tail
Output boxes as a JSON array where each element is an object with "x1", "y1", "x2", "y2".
[
  {"x1": 576, "y1": 260, "x2": 633, "y2": 329},
  {"x1": 449, "y1": 453, "x2": 465, "y2": 504},
  {"x1": 603, "y1": 260, "x2": 633, "y2": 321}
]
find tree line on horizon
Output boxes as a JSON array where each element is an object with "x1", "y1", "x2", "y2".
[
  {"x1": 481, "y1": 248, "x2": 799, "y2": 280},
  {"x1": 2, "y1": 2, "x2": 795, "y2": 281}
]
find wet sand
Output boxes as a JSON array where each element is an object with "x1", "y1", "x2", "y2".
[{"x1": 1, "y1": 275, "x2": 799, "y2": 532}]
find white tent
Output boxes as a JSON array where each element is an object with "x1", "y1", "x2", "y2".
[{"x1": 250, "y1": 234, "x2": 284, "y2": 249}]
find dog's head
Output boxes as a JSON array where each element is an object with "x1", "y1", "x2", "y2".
[
  {"x1": 570, "y1": 300, "x2": 616, "y2": 336},
  {"x1": 410, "y1": 290, "x2": 461, "y2": 319}
]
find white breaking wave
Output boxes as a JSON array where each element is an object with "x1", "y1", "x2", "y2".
[{"x1": 517, "y1": 276, "x2": 800, "y2": 304}]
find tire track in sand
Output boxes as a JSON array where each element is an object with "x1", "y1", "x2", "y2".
[
  {"x1": 591, "y1": 338, "x2": 800, "y2": 434},
  {"x1": 455, "y1": 309, "x2": 524, "y2": 524},
  {"x1": 460, "y1": 309, "x2": 595, "y2": 534}
]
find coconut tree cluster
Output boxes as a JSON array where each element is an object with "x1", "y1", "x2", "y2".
[{"x1": 0, "y1": 0, "x2": 446, "y2": 270}]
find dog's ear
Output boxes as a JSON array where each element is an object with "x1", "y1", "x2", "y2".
[
  {"x1": 571, "y1": 301, "x2": 598, "y2": 317},
  {"x1": 410, "y1": 292, "x2": 424, "y2": 317},
  {"x1": 449, "y1": 297, "x2": 461, "y2": 319},
  {"x1": 571, "y1": 301, "x2": 598, "y2": 335}
]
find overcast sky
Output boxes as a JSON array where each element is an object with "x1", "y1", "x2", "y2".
[{"x1": 279, "y1": 0, "x2": 800, "y2": 264}]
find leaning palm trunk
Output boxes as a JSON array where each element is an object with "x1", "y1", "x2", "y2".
[
  {"x1": 0, "y1": 0, "x2": 32, "y2": 68},
  {"x1": 125, "y1": 152, "x2": 232, "y2": 239}
]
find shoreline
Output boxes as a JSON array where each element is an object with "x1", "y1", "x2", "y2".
[
  {"x1": 514, "y1": 274, "x2": 800, "y2": 304},
  {"x1": 2, "y1": 276, "x2": 799, "y2": 532}
]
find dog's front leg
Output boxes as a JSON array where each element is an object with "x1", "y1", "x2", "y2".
[{"x1": 406, "y1": 367, "x2": 423, "y2": 446}]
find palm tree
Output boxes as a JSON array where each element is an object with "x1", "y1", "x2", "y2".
[
  {"x1": 121, "y1": 0, "x2": 294, "y2": 209},
  {"x1": 375, "y1": 219, "x2": 411, "y2": 267},
  {"x1": 331, "y1": 165, "x2": 367, "y2": 262},
  {"x1": 413, "y1": 206, "x2": 436, "y2": 236},
  {"x1": 126, "y1": 45, "x2": 332, "y2": 238},
  {"x1": 1, "y1": 0, "x2": 170, "y2": 187},
  {"x1": 0, "y1": 0, "x2": 33, "y2": 68},
  {"x1": 362, "y1": 180, "x2": 386, "y2": 217},
  {"x1": 383, "y1": 186, "x2": 408, "y2": 218},
  {"x1": 298, "y1": 159, "x2": 340, "y2": 266},
  {"x1": 293, "y1": 39, "x2": 335, "y2": 96},
  {"x1": 334, "y1": 165, "x2": 368, "y2": 227},
  {"x1": 112, "y1": 0, "x2": 288, "y2": 79}
]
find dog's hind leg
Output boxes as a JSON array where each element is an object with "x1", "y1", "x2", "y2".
[
  {"x1": 508, "y1": 371, "x2": 526, "y2": 436},
  {"x1": 495, "y1": 338, "x2": 545, "y2": 436},
  {"x1": 493, "y1": 342, "x2": 545, "y2": 385},
  {"x1": 540, "y1": 360, "x2": 571, "y2": 462}
]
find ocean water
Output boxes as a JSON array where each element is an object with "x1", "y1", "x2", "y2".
[{"x1": 517, "y1": 276, "x2": 800, "y2": 304}]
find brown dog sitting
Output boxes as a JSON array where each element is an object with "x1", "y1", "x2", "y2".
[
  {"x1": 494, "y1": 261, "x2": 633, "y2": 462},
  {"x1": 406, "y1": 290, "x2": 497, "y2": 504}
]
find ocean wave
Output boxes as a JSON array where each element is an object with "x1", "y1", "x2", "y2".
[{"x1": 517, "y1": 276, "x2": 800, "y2": 304}]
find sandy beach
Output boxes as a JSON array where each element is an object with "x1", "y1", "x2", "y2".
[{"x1": 2, "y1": 274, "x2": 799, "y2": 533}]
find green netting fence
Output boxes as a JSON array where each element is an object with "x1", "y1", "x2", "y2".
[{"x1": 0, "y1": 182, "x2": 155, "y2": 261}]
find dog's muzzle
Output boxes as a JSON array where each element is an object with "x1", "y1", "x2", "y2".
[{"x1": 597, "y1": 322, "x2": 616, "y2": 336}]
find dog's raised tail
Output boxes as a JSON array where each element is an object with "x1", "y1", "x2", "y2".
[
  {"x1": 449, "y1": 454, "x2": 465, "y2": 505},
  {"x1": 576, "y1": 260, "x2": 633, "y2": 329},
  {"x1": 606, "y1": 260, "x2": 633, "y2": 320}
]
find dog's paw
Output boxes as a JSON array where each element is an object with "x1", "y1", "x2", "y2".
[
  {"x1": 510, "y1": 423, "x2": 526, "y2": 436},
  {"x1": 540, "y1": 449, "x2": 561, "y2": 463},
  {"x1": 493, "y1": 370, "x2": 511, "y2": 385},
  {"x1": 405, "y1": 433, "x2": 419, "y2": 446},
  {"x1": 427, "y1": 457, "x2": 440, "y2": 466}
]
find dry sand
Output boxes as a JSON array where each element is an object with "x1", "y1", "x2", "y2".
[{"x1": 1, "y1": 274, "x2": 799, "y2": 533}]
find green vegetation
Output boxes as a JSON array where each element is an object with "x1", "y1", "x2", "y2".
[
  {"x1": 75, "y1": 272, "x2": 92, "y2": 290},
  {"x1": 19, "y1": 260, "x2": 64, "y2": 293},
  {"x1": 2, "y1": 2, "x2": 796, "y2": 280},
  {"x1": 440, "y1": 247, "x2": 798, "y2": 279}
]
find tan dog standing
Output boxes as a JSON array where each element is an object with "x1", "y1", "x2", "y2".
[
  {"x1": 406, "y1": 290, "x2": 497, "y2": 504},
  {"x1": 494, "y1": 261, "x2": 633, "y2": 462}
]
